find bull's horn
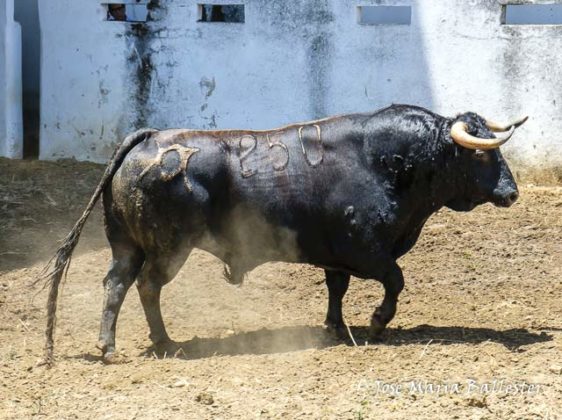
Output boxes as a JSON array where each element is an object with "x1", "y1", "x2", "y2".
[
  {"x1": 485, "y1": 115, "x2": 528, "y2": 132},
  {"x1": 450, "y1": 122, "x2": 515, "y2": 150}
]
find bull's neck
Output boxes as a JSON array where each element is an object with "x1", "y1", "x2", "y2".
[{"x1": 385, "y1": 122, "x2": 456, "y2": 223}]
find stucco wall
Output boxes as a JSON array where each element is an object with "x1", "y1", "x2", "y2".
[
  {"x1": 0, "y1": 0, "x2": 23, "y2": 159},
  {"x1": 38, "y1": 0, "x2": 562, "y2": 168},
  {"x1": 0, "y1": 2, "x2": 6, "y2": 151}
]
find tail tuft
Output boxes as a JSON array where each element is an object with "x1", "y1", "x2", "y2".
[{"x1": 37, "y1": 217, "x2": 88, "y2": 366}]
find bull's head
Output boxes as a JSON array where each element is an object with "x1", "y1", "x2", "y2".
[{"x1": 445, "y1": 113, "x2": 527, "y2": 212}]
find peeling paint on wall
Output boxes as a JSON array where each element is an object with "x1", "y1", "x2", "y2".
[
  {"x1": 123, "y1": 0, "x2": 165, "y2": 130},
  {"x1": 126, "y1": 23, "x2": 153, "y2": 128},
  {"x1": 307, "y1": 34, "x2": 332, "y2": 119}
]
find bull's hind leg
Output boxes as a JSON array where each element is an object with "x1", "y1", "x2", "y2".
[
  {"x1": 136, "y1": 249, "x2": 192, "y2": 349},
  {"x1": 97, "y1": 244, "x2": 144, "y2": 361}
]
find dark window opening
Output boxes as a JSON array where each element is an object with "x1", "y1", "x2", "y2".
[
  {"x1": 15, "y1": 0, "x2": 40, "y2": 158},
  {"x1": 105, "y1": 3, "x2": 149, "y2": 22},
  {"x1": 198, "y1": 4, "x2": 245, "y2": 23},
  {"x1": 357, "y1": 5, "x2": 411, "y2": 25},
  {"x1": 502, "y1": 4, "x2": 562, "y2": 25}
]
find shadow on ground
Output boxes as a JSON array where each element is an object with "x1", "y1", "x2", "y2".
[{"x1": 91, "y1": 324, "x2": 556, "y2": 362}]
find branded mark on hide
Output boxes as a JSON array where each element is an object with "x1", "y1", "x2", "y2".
[
  {"x1": 237, "y1": 124, "x2": 323, "y2": 177},
  {"x1": 139, "y1": 143, "x2": 200, "y2": 191}
]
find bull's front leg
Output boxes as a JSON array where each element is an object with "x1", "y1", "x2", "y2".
[
  {"x1": 324, "y1": 269, "x2": 350, "y2": 339},
  {"x1": 370, "y1": 261, "x2": 404, "y2": 337}
]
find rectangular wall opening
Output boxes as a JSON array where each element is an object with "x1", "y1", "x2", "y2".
[
  {"x1": 15, "y1": 0, "x2": 40, "y2": 158},
  {"x1": 357, "y1": 5, "x2": 411, "y2": 25},
  {"x1": 197, "y1": 4, "x2": 245, "y2": 23},
  {"x1": 502, "y1": 4, "x2": 562, "y2": 25},
  {"x1": 104, "y1": 3, "x2": 149, "y2": 22}
]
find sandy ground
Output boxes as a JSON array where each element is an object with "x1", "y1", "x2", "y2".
[{"x1": 0, "y1": 157, "x2": 561, "y2": 419}]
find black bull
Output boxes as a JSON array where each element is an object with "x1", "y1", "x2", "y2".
[{"x1": 41, "y1": 104, "x2": 526, "y2": 364}]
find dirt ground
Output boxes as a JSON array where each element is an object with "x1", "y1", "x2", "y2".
[{"x1": 0, "y1": 157, "x2": 561, "y2": 419}]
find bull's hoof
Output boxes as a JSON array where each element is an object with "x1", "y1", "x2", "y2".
[
  {"x1": 151, "y1": 339, "x2": 180, "y2": 358},
  {"x1": 102, "y1": 352, "x2": 129, "y2": 365},
  {"x1": 323, "y1": 320, "x2": 349, "y2": 340},
  {"x1": 96, "y1": 341, "x2": 125, "y2": 364},
  {"x1": 102, "y1": 352, "x2": 117, "y2": 364},
  {"x1": 96, "y1": 340, "x2": 108, "y2": 354},
  {"x1": 369, "y1": 315, "x2": 386, "y2": 338}
]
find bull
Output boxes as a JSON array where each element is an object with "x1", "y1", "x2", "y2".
[{"x1": 41, "y1": 104, "x2": 527, "y2": 364}]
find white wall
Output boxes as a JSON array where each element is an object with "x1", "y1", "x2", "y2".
[
  {"x1": 0, "y1": 1, "x2": 6, "y2": 150},
  {"x1": 38, "y1": 0, "x2": 562, "y2": 168},
  {"x1": 39, "y1": 1, "x2": 129, "y2": 161},
  {"x1": 0, "y1": 0, "x2": 23, "y2": 158}
]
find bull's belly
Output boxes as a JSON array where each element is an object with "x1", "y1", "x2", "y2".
[{"x1": 197, "y1": 209, "x2": 403, "y2": 279}]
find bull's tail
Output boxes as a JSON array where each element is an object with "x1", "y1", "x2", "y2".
[{"x1": 37, "y1": 128, "x2": 157, "y2": 367}]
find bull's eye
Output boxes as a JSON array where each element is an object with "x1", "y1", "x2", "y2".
[{"x1": 473, "y1": 150, "x2": 490, "y2": 162}]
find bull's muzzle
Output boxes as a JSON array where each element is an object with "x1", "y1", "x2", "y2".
[{"x1": 493, "y1": 189, "x2": 519, "y2": 207}]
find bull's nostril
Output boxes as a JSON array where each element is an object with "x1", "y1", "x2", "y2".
[{"x1": 509, "y1": 192, "x2": 519, "y2": 203}]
